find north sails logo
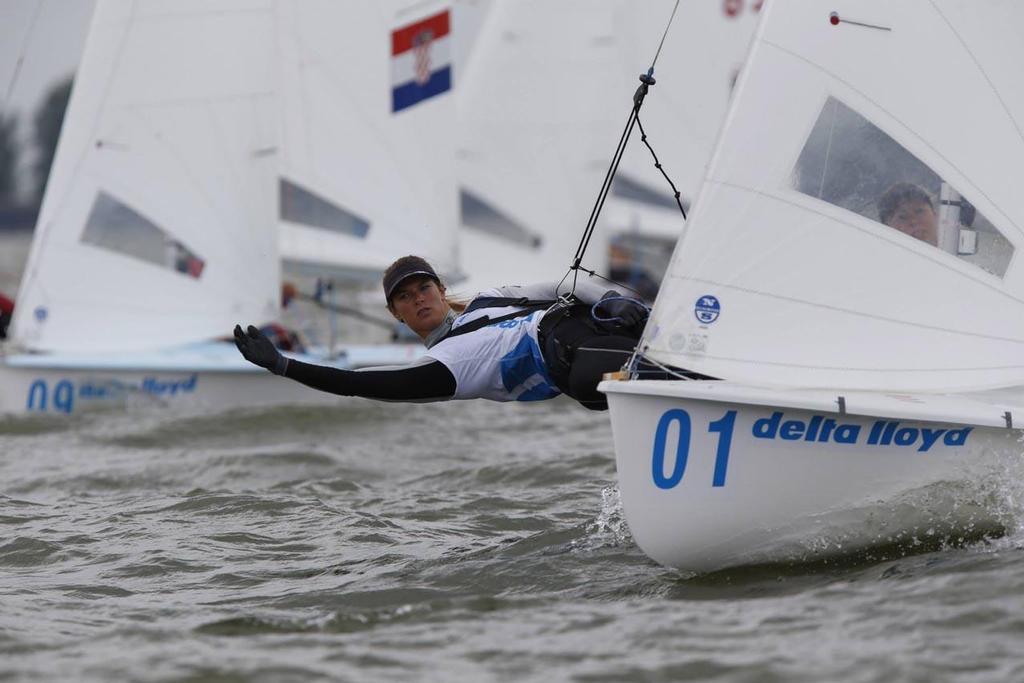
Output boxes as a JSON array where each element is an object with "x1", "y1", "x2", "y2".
[{"x1": 694, "y1": 295, "x2": 720, "y2": 324}]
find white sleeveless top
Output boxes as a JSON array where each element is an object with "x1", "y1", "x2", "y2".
[{"x1": 424, "y1": 288, "x2": 561, "y2": 402}]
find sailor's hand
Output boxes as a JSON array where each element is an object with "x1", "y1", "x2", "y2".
[
  {"x1": 595, "y1": 291, "x2": 648, "y2": 329},
  {"x1": 234, "y1": 324, "x2": 289, "y2": 375}
]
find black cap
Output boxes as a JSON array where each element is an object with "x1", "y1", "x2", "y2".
[{"x1": 383, "y1": 255, "x2": 440, "y2": 302}]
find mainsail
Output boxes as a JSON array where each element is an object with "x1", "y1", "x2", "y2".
[
  {"x1": 12, "y1": 0, "x2": 280, "y2": 354},
  {"x1": 276, "y1": 1, "x2": 459, "y2": 283},
  {"x1": 642, "y1": 0, "x2": 1024, "y2": 392}
]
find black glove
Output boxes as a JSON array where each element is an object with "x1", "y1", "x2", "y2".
[
  {"x1": 234, "y1": 324, "x2": 289, "y2": 375},
  {"x1": 595, "y1": 291, "x2": 648, "y2": 329}
]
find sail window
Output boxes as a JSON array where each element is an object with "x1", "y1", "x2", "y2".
[
  {"x1": 81, "y1": 192, "x2": 205, "y2": 278},
  {"x1": 792, "y1": 97, "x2": 1013, "y2": 277},
  {"x1": 280, "y1": 178, "x2": 370, "y2": 238},
  {"x1": 460, "y1": 188, "x2": 542, "y2": 249}
]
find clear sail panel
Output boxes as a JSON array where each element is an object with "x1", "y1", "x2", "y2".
[
  {"x1": 81, "y1": 192, "x2": 205, "y2": 279},
  {"x1": 791, "y1": 97, "x2": 1013, "y2": 277}
]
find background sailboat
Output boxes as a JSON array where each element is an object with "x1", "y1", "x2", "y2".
[
  {"x1": 601, "y1": 0, "x2": 1024, "y2": 571},
  {"x1": 0, "y1": 0, "x2": 457, "y2": 415}
]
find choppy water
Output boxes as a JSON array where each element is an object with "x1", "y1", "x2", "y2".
[{"x1": 3, "y1": 398, "x2": 1024, "y2": 682}]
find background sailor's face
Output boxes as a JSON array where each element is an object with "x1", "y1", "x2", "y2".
[
  {"x1": 390, "y1": 276, "x2": 449, "y2": 338},
  {"x1": 886, "y1": 199, "x2": 938, "y2": 246}
]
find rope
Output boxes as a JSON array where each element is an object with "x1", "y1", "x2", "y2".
[{"x1": 563, "y1": 0, "x2": 686, "y2": 297}]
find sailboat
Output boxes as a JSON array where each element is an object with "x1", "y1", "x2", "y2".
[
  {"x1": 0, "y1": 0, "x2": 458, "y2": 415},
  {"x1": 600, "y1": 0, "x2": 1024, "y2": 571}
]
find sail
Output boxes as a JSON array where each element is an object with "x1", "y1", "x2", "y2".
[
  {"x1": 453, "y1": 0, "x2": 621, "y2": 296},
  {"x1": 643, "y1": 0, "x2": 1024, "y2": 392},
  {"x1": 608, "y1": 0, "x2": 761, "y2": 232},
  {"x1": 12, "y1": 0, "x2": 279, "y2": 354},
  {"x1": 277, "y1": 1, "x2": 459, "y2": 283}
]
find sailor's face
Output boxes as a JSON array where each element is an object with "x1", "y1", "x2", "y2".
[
  {"x1": 390, "y1": 276, "x2": 449, "y2": 339},
  {"x1": 887, "y1": 199, "x2": 938, "y2": 246}
]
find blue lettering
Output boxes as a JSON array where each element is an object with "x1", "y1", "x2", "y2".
[
  {"x1": 709, "y1": 410, "x2": 737, "y2": 487},
  {"x1": 834, "y1": 424, "x2": 860, "y2": 444},
  {"x1": 54, "y1": 380, "x2": 74, "y2": 414},
  {"x1": 918, "y1": 428, "x2": 945, "y2": 452},
  {"x1": 753, "y1": 411, "x2": 782, "y2": 439},
  {"x1": 652, "y1": 409, "x2": 691, "y2": 489},
  {"x1": 894, "y1": 427, "x2": 918, "y2": 446},
  {"x1": 780, "y1": 420, "x2": 804, "y2": 440},
  {"x1": 26, "y1": 380, "x2": 48, "y2": 411},
  {"x1": 867, "y1": 420, "x2": 885, "y2": 445},
  {"x1": 944, "y1": 427, "x2": 972, "y2": 446}
]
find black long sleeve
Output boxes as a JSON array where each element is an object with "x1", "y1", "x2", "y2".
[{"x1": 283, "y1": 357, "x2": 457, "y2": 401}]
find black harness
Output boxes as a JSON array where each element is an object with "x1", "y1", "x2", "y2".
[
  {"x1": 440, "y1": 296, "x2": 560, "y2": 341},
  {"x1": 437, "y1": 294, "x2": 650, "y2": 402}
]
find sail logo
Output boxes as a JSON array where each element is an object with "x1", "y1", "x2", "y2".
[
  {"x1": 391, "y1": 10, "x2": 452, "y2": 113},
  {"x1": 694, "y1": 295, "x2": 721, "y2": 324}
]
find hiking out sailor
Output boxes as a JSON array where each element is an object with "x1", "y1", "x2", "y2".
[{"x1": 234, "y1": 255, "x2": 650, "y2": 410}]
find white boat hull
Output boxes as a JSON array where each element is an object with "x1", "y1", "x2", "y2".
[
  {"x1": 0, "y1": 341, "x2": 426, "y2": 415},
  {"x1": 601, "y1": 379, "x2": 1024, "y2": 572}
]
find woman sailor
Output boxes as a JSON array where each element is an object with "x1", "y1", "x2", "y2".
[{"x1": 234, "y1": 255, "x2": 649, "y2": 410}]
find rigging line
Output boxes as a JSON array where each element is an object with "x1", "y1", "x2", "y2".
[
  {"x1": 575, "y1": 106, "x2": 640, "y2": 269},
  {"x1": 566, "y1": 1, "x2": 683, "y2": 296},
  {"x1": 634, "y1": 114, "x2": 687, "y2": 220},
  {"x1": 3, "y1": 1, "x2": 44, "y2": 107},
  {"x1": 572, "y1": 104, "x2": 639, "y2": 265},
  {"x1": 649, "y1": 0, "x2": 682, "y2": 72}
]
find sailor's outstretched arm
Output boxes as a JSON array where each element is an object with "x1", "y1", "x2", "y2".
[
  {"x1": 492, "y1": 279, "x2": 620, "y2": 305},
  {"x1": 233, "y1": 325, "x2": 456, "y2": 401},
  {"x1": 284, "y1": 356, "x2": 456, "y2": 401}
]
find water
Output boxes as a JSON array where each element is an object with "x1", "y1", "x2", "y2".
[{"x1": 3, "y1": 398, "x2": 1024, "y2": 682}]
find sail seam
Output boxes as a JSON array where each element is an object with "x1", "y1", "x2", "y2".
[
  {"x1": 927, "y1": 0, "x2": 1024, "y2": 149},
  {"x1": 676, "y1": 274, "x2": 1024, "y2": 348}
]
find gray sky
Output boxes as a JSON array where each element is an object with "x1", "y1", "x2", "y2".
[{"x1": 1, "y1": 0, "x2": 96, "y2": 199}]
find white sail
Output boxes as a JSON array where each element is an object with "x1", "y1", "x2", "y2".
[
  {"x1": 609, "y1": 0, "x2": 761, "y2": 229},
  {"x1": 642, "y1": 0, "x2": 1024, "y2": 392},
  {"x1": 453, "y1": 0, "x2": 621, "y2": 296},
  {"x1": 277, "y1": 1, "x2": 459, "y2": 283},
  {"x1": 11, "y1": 0, "x2": 279, "y2": 354}
]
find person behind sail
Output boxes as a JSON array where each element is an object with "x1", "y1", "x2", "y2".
[
  {"x1": 877, "y1": 182, "x2": 939, "y2": 247},
  {"x1": 257, "y1": 281, "x2": 306, "y2": 353},
  {"x1": 0, "y1": 292, "x2": 13, "y2": 340},
  {"x1": 233, "y1": 255, "x2": 649, "y2": 410}
]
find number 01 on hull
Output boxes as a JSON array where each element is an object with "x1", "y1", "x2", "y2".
[{"x1": 600, "y1": 379, "x2": 1024, "y2": 573}]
